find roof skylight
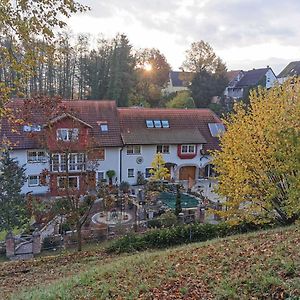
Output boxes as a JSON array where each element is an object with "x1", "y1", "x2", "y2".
[{"x1": 208, "y1": 123, "x2": 225, "y2": 137}]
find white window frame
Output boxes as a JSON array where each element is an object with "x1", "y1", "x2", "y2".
[
  {"x1": 97, "y1": 171, "x2": 105, "y2": 182},
  {"x1": 156, "y1": 145, "x2": 170, "y2": 154},
  {"x1": 126, "y1": 145, "x2": 141, "y2": 155},
  {"x1": 57, "y1": 128, "x2": 79, "y2": 141},
  {"x1": 181, "y1": 144, "x2": 196, "y2": 154},
  {"x1": 28, "y1": 175, "x2": 40, "y2": 187},
  {"x1": 127, "y1": 168, "x2": 134, "y2": 178},
  {"x1": 57, "y1": 176, "x2": 79, "y2": 190},
  {"x1": 51, "y1": 153, "x2": 85, "y2": 172},
  {"x1": 27, "y1": 150, "x2": 47, "y2": 163}
]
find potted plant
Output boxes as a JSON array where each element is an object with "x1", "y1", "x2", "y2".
[{"x1": 106, "y1": 170, "x2": 116, "y2": 186}]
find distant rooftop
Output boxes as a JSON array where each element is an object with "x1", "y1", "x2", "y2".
[
  {"x1": 235, "y1": 68, "x2": 271, "y2": 88},
  {"x1": 278, "y1": 61, "x2": 300, "y2": 78},
  {"x1": 169, "y1": 71, "x2": 195, "y2": 87}
]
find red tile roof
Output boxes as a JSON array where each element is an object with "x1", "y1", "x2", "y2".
[
  {"x1": 118, "y1": 107, "x2": 222, "y2": 151},
  {"x1": 2, "y1": 100, "x2": 222, "y2": 152},
  {"x1": 1, "y1": 100, "x2": 123, "y2": 149}
]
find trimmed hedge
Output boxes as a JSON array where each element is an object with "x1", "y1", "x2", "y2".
[{"x1": 106, "y1": 222, "x2": 274, "y2": 253}]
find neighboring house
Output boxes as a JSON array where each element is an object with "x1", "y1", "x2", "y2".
[
  {"x1": 277, "y1": 61, "x2": 300, "y2": 84},
  {"x1": 1, "y1": 100, "x2": 224, "y2": 196},
  {"x1": 224, "y1": 67, "x2": 277, "y2": 99},
  {"x1": 224, "y1": 70, "x2": 244, "y2": 98},
  {"x1": 162, "y1": 71, "x2": 195, "y2": 95}
]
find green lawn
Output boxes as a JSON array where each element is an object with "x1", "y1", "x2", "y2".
[{"x1": 2, "y1": 225, "x2": 299, "y2": 300}]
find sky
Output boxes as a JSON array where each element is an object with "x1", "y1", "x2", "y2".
[{"x1": 67, "y1": 0, "x2": 300, "y2": 75}]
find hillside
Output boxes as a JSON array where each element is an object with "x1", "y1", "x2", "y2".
[{"x1": 1, "y1": 226, "x2": 300, "y2": 299}]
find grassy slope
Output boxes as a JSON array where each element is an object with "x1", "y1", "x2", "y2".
[{"x1": 2, "y1": 226, "x2": 300, "y2": 300}]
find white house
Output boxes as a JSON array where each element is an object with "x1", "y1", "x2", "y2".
[
  {"x1": 1, "y1": 100, "x2": 224, "y2": 197},
  {"x1": 162, "y1": 71, "x2": 195, "y2": 95},
  {"x1": 224, "y1": 67, "x2": 277, "y2": 99},
  {"x1": 277, "y1": 61, "x2": 300, "y2": 84}
]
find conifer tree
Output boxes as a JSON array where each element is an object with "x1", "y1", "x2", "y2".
[{"x1": 0, "y1": 152, "x2": 28, "y2": 231}]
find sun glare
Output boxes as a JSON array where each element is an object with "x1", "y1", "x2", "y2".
[{"x1": 144, "y1": 63, "x2": 152, "y2": 71}]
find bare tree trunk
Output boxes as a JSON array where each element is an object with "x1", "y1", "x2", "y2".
[{"x1": 76, "y1": 222, "x2": 82, "y2": 252}]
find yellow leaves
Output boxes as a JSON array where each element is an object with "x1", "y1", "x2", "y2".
[
  {"x1": 149, "y1": 153, "x2": 170, "y2": 181},
  {"x1": 213, "y1": 79, "x2": 300, "y2": 224}
]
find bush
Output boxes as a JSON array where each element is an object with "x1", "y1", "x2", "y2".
[
  {"x1": 42, "y1": 235, "x2": 62, "y2": 250},
  {"x1": 106, "y1": 221, "x2": 275, "y2": 254}
]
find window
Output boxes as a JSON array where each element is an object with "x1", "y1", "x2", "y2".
[
  {"x1": 146, "y1": 120, "x2": 169, "y2": 128},
  {"x1": 23, "y1": 124, "x2": 41, "y2": 132},
  {"x1": 97, "y1": 171, "x2": 105, "y2": 182},
  {"x1": 161, "y1": 120, "x2": 169, "y2": 128},
  {"x1": 146, "y1": 120, "x2": 154, "y2": 128},
  {"x1": 145, "y1": 168, "x2": 153, "y2": 178},
  {"x1": 154, "y1": 120, "x2": 162, "y2": 128},
  {"x1": 157, "y1": 145, "x2": 170, "y2": 154},
  {"x1": 181, "y1": 144, "x2": 196, "y2": 154},
  {"x1": 28, "y1": 175, "x2": 40, "y2": 187},
  {"x1": 127, "y1": 145, "x2": 141, "y2": 155},
  {"x1": 208, "y1": 123, "x2": 225, "y2": 137},
  {"x1": 128, "y1": 168, "x2": 134, "y2": 178},
  {"x1": 57, "y1": 128, "x2": 79, "y2": 141},
  {"x1": 51, "y1": 153, "x2": 85, "y2": 172},
  {"x1": 100, "y1": 123, "x2": 108, "y2": 132},
  {"x1": 57, "y1": 176, "x2": 79, "y2": 189},
  {"x1": 27, "y1": 151, "x2": 46, "y2": 163}
]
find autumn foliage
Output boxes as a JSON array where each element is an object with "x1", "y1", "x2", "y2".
[{"x1": 213, "y1": 79, "x2": 300, "y2": 225}]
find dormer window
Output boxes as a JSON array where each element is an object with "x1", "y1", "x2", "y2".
[{"x1": 57, "y1": 128, "x2": 79, "y2": 141}]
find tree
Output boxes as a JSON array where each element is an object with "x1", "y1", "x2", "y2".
[
  {"x1": 213, "y1": 80, "x2": 300, "y2": 225},
  {"x1": 106, "y1": 34, "x2": 136, "y2": 107},
  {"x1": 175, "y1": 184, "x2": 182, "y2": 217},
  {"x1": 0, "y1": 151, "x2": 28, "y2": 231},
  {"x1": 106, "y1": 170, "x2": 116, "y2": 186},
  {"x1": 165, "y1": 91, "x2": 196, "y2": 108},
  {"x1": 191, "y1": 70, "x2": 228, "y2": 108},
  {"x1": 130, "y1": 48, "x2": 171, "y2": 107},
  {"x1": 0, "y1": 0, "x2": 88, "y2": 104},
  {"x1": 181, "y1": 41, "x2": 228, "y2": 108},
  {"x1": 181, "y1": 41, "x2": 226, "y2": 74},
  {"x1": 149, "y1": 153, "x2": 170, "y2": 181}
]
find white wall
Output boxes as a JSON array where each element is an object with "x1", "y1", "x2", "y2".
[
  {"x1": 10, "y1": 146, "x2": 213, "y2": 193},
  {"x1": 94, "y1": 147, "x2": 121, "y2": 184},
  {"x1": 121, "y1": 144, "x2": 212, "y2": 185},
  {"x1": 10, "y1": 149, "x2": 50, "y2": 195},
  {"x1": 266, "y1": 69, "x2": 277, "y2": 89}
]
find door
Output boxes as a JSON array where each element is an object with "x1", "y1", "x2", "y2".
[{"x1": 179, "y1": 166, "x2": 196, "y2": 180}]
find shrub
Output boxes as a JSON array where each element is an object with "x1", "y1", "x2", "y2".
[
  {"x1": 42, "y1": 235, "x2": 62, "y2": 250},
  {"x1": 106, "y1": 221, "x2": 275, "y2": 254}
]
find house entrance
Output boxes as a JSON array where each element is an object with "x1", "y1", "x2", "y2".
[{"x1": 179, "y1": 166, "x2": 196, "y2": 180}]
